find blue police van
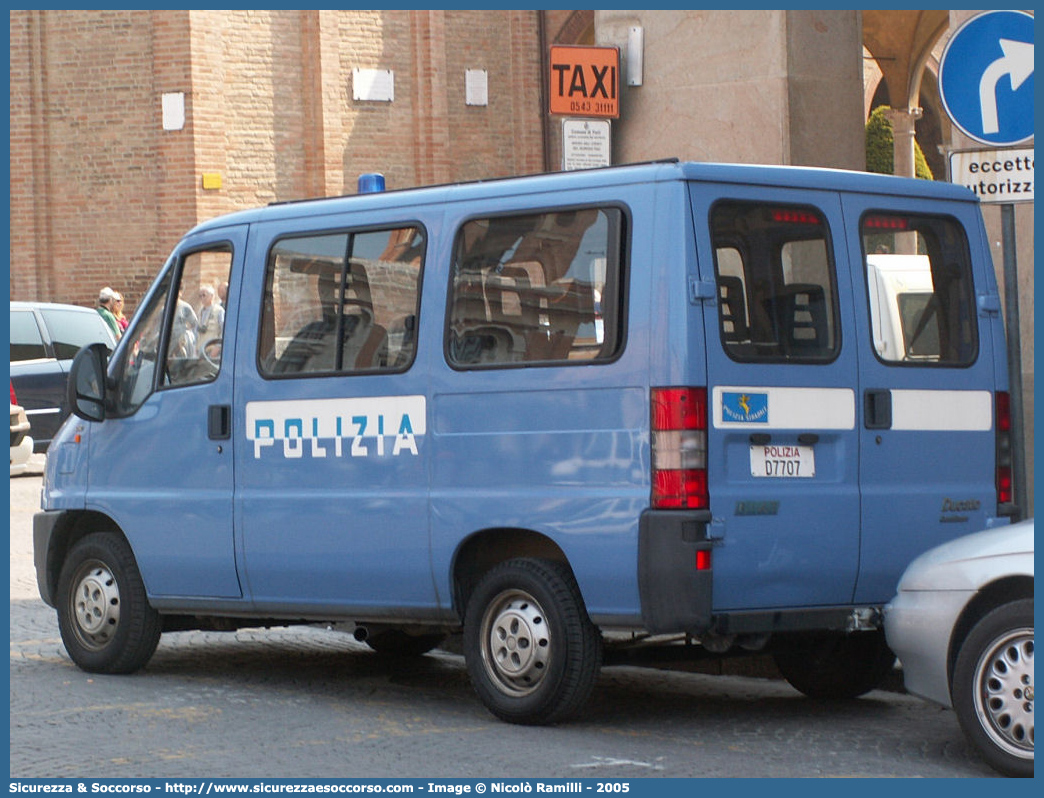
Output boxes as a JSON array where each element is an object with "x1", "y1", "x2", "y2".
[{"x1": 35, "y1": 160, "x2": 1014, "y2": 724}]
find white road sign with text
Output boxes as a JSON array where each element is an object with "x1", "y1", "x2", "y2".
[{"x1": 949, "y1": 148, "x2": 1034, "y2": 203}]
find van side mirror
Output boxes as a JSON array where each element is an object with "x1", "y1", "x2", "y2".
[{"x1": 68, "y1": 342, "x2": 109, "y2": 422}]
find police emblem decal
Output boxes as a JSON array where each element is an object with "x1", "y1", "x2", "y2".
[{"x1": 722, "y1": 391, "x2": 769, "y2": 424}]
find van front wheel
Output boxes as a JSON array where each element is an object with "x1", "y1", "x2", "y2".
[
  {"x1": 463, "y1": 558, "x2": 601, "y2": 725},
  {"x1": 56, "y1": 532, "x2": 162, "y2": 674}
]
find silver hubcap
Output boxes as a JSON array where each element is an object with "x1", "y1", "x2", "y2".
[
  {"x1": 974, "y1": 627, "x2": 1034, "y2": 758},
  {"x1": 71, "y1": 561, "x2": 121, "y2": 650},
  {"x1": 480, "y1": 590, "x2": 551, "y2": 697}
]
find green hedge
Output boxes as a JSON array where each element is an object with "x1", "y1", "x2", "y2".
[{"x1": 865, "y1": 105, "x2": 933, "y2": 180}]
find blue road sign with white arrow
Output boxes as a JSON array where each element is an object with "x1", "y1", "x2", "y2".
[{"x1": 939, "y1": 10, "x2": 1034, "y2": 147}]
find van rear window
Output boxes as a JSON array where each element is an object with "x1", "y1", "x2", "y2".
[
  {"x1": 259, "y1": 226, "x2": 425, "y2": 376},
  {"x1": 711, "y1": 202, "x2": 840, "y2": 363},
  {"x1": 446, "y1": 207, "x2": 624, "y2": 368}
]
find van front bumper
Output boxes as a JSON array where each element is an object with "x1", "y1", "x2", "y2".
[{"x1": 33, "y1": 510, "x2": 63, "y2": 608}]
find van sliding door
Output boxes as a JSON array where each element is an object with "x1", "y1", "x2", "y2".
[{"x1": 233, "y1": 220, "x2": 437, "y2": 611}]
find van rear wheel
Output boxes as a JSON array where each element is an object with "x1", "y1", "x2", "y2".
[
  {"x1": 56, "y1": 532, "x2": 162, "y2": 674},
  {"x1": 463, "y1": 558, "x2": 601, "y2": 725},
  {"x1": 773, "y1": 630, "x2": 895, "y2": 699}
]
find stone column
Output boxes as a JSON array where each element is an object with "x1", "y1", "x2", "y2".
[{"x1": 884, "y1": 106, "x2": 922, "y2": 178}]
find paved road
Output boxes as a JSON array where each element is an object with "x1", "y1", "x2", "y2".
[{"x1": 11, "y1": 466, "x2": 998, "y2": 780}]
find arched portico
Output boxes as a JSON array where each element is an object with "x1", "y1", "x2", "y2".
[{"x1": 862, "y1": 10, "x2": 950, "y2": 178}]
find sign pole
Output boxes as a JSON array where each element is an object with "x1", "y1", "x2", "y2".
[
  {"x1": 1000, "y1": 203, "x2": 1027, "y2": 519},
  {"x1": 938, "y1": 10, "x2": 1034, "y2": 518}
]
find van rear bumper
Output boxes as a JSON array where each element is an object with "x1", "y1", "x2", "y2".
[{"x1": 638, "y1": 509, "x2": 714, "y2": 634}]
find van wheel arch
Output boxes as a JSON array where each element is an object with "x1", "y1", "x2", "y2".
[
  {"x1": 44, "y1": 511, "x2": 126, "y2": 606},
  {"x1": 452, "y1": 528, "x2": 570, "y2": 620}
]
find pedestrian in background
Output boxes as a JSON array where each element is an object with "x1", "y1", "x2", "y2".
[
  {"x1": 197, "y1": 284, "x2": 225, "y2": 342},
  {"x1": 113, "y1": 291, "x2": 130, "y2": 333},
  {"x1": 96, "y1": 287, "x2": 122, "y2": 340}
]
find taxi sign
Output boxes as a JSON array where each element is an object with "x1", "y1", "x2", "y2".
[{"x1": 549, "y1": 45, "x2": 620, "y2": 118}]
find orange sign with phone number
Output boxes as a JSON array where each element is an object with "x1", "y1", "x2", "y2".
[{"x1": 549, "y1": 45, "x2": 620, "y2": 119}]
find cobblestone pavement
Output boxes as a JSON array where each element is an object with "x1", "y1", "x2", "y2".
[{"x1": 11, "y1": 468, "x2": 998, "y2": 779}]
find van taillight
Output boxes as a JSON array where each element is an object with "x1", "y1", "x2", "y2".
[
  {"x1": 995, "y1": 391, "x2": 1014, "y2": 508},
  {"x1": 651, "y1": 387, "x2": 708, "y2": 509}
]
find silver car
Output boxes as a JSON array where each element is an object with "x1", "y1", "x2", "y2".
[{"x1": 885, "y1": 519, "x2": 1034, "y2": 777}]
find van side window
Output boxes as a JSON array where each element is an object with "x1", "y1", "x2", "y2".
[
  {"x1": 711, "y1": 202, "x2": 839, "y2": 362},
  {"x1": 862, "y1": 213, "x2": 977, "y2": 365},
  {"x1": 259, "y1": 226, "x2": 424, "y2": 376},
  {"x1": 112, "y1": 272, "x2": 171, "y2": 417},
  {"x1": 111, "y1": 245, "x2": 234, "y2": 417},
  {"x1": 447, "y1": 207, "x2": 623, "y2": 367},
  {"x1": 163, "y1": 248, "x2": 234, "y2": 388}
]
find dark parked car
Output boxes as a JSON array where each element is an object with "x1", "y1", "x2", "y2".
[{"x1": 10, "y1": 301, "x2": 117, "y2": 451}]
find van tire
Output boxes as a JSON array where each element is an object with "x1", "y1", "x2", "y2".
[
  {"x1": 463, "y1": 558, "x2": 601, "y2": 725},
  {"x1": 56, "y1": 532, "x2": 162, "y2": 674},
  {"x1": 365, "y1": 629, "x2": 446, "y2": 658},
  {"x1": 951, "y1": 599, "x2": 1033, "y2": 778},
  {"x1": 773, "y1": 630, "x2": 895, "y2": 699}
]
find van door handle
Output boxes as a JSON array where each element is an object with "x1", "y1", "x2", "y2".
[
  {"x1": 863, "y1": 389, "x2": 892, "y2": 430},
  {"x1": 208, "y1": 404, "x2": 232, "y2": 440}
]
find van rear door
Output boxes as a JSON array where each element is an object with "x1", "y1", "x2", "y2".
[
  {"x1": 841, "y1": 194, "x2": 1003, "y2": 603},
  {"x1": 690, "y1": 183, "x2": 861, "y2": 612}
]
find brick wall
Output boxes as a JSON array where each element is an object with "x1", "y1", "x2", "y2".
[
  {"x1": 9, "y1": 14, "x2": 38, "y2": 301},
  {"x1": 9, "y1": 10, "x2": 548, "y2": 314},
  {"x1": 12, "y1": 12, "x2": 167, "y2": 310}
]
